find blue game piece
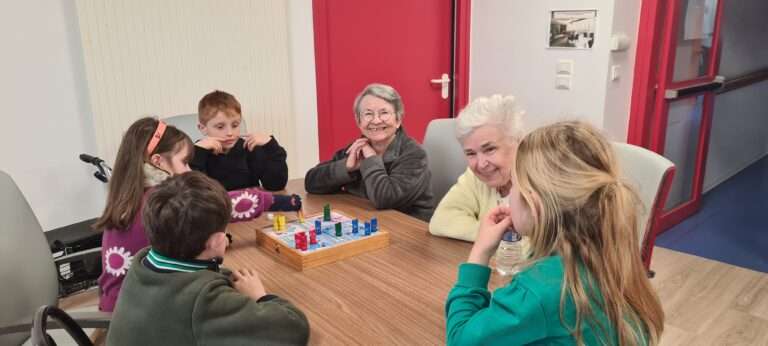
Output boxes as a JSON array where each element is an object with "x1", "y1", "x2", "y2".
[
  {"x1": 315, "y1": 227, "x2": 322, "y2": 236},
  {"x1": 352, "y1": 219, "x2": 359, "y2": 234},
  {"x1": 364, "y1": 221, "x2": 371, "y2": 236},
  {"x1": 314, "y1": 219, "x2": 322, "y2": 231},
  {"x1": 371, "y1": 218, "x2": 378, "y2": 232}
]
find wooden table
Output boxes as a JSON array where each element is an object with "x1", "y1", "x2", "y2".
[{"x1": 224, "y1": 179, "x2": 496, "y2": 345}]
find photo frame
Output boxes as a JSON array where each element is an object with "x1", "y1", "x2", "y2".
[{"x1": 548, "y1": 10, "x2": 597, "y2": 49}]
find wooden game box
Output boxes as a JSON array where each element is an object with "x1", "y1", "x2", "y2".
[{"x1": 255, "y1": 210, "x2": 390, "y2": 270}]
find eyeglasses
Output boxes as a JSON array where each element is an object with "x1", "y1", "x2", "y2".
[{"x1": 360, "y1": 110, "x2": 394, "y2": 122}]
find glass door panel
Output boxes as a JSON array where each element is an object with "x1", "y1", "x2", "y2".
[
  {"x1": 672, "y1": 0, "x2": 718, "y2": 82},
  {"x1": 662, "y1": 95, "x2": 705, "y2": 210}
]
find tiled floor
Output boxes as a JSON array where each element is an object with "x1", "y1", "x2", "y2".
[{"x1": 656, "y1": 156, "x2": 768, "y2": 273}]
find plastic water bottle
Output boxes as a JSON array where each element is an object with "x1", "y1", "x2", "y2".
[{"x1": 495, "y1": 229, "x2": 523, "y2": 276}]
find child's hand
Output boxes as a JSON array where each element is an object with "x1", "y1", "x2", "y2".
[
  {"x1": 196, "y1": 136, "x2": 225, "y2": 154},
  {"x1": 232, "y1": 268, "x2": 267, "y2": 300},
  {"x1": 270, "y1": 194, "x2": 302, "y2": 211},
  {"x1": 291, "y1": 194, "x2": 302, "y2": 210},
  {"x1": 243, "y1": 133, "x2": 272, "y2": 151},
  {"x1": 468, "y1": 206, "x2": 513, "y2": 266}
]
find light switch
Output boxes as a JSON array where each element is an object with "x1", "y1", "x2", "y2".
[
  {"x1": 610, "y1": 65, "x2": 621, "y2": 81},
  {"x1": 556, "y1": 75, "x2": 571, "y2": 90},
  {"x1": 556, "y1": 60, "x2": 574, "y2": 75}
]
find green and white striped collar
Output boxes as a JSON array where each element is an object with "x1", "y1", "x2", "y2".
[{"x1": 144, "y1": 248, "x2": 221, "y2": 273}]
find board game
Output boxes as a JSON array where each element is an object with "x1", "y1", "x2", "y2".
[{"x1": 255, "y1": 206, "x2": 390, "y2": 270}]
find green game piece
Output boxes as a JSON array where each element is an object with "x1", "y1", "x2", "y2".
[
  {"x1": 323, "y1": 204, "x2": 331, "y2": 221},
  {"x1": 335, "y1": 222, "x2": 342, "y2": 236}
]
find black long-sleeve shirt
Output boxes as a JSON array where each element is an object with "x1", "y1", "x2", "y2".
[{"x1": 191, "y1": 137, "x2": 288, "y2": 191}]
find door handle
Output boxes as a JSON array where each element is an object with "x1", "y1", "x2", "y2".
[
  {"x1": 664, "y1": 75, "x2": 725, "y2": 99},
  {"x1": 430, "y1": 73, "x2": 451, "y2": 99}
]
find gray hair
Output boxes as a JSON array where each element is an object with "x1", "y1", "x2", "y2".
[
  {"x1": 455, "y1": 94, "x2": 525, "y2": 142},
  {"x1": 353, "y1": 83, "x2": 405, "y2": 122}
]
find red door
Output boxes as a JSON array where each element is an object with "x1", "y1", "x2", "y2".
[
  {"x1": 313, "y1": 0, "x2": 467, "y2": 161},
  {"x1": 629, "y1": 0, "x2": 724, "y2": 230}
]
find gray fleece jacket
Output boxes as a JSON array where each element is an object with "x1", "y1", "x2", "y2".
[{"x1": 304, "y1": 128, "x2": 435, "y2": 221}]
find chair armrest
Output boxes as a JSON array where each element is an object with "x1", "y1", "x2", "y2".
[
  {"x1": 54, "y1": 247, "x2": 101, "y2": 265},
  {"x1": 0, "y1": 319, "x2": 32, "y2": 335},
  {"x1": 67, "y1": 310, "x2": 111, "y2": 329},
  {"x1": 0, "y1": 310, "x2": 110, "y2": 336}
]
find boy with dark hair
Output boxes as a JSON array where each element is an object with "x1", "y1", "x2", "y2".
[
  {"x1": 107, "y1": 171, "x2": 309, "y2": 345},
  {"x1": 191, "y1": 90, "x2": 289, "y2": 191}
]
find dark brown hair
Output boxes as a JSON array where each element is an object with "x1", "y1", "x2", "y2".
[
  {"x1": 198, "y1": 90, "x2": 242, "y2": 124},
  {"x1": 93, "y1": 117, "x2": 192, "y2": 231},
  {"x1": 143, "y1": 171, "x2": 231, "y2": 260}
]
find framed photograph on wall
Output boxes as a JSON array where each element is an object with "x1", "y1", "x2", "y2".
[{"x1": 548, "y1": 10, "x2": 597, "y2": 49}]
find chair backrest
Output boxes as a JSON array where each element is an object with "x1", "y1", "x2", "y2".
[
  {"x1": 0, "y1": 171, "x2": 59, "y2": 345},
  {"x1": 163, "y1": 113, "x2": 202, "y2": 143},
  {"x1": 422, "y1": 118, "x2": 468, "y2": 203},
  {"x1": 612, "y1": 142, "x2": 675, "y2": 269},
  {"x1": 163, "y1": 113, "x2": 248, "y2": 143}
]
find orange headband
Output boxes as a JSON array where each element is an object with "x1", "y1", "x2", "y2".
[{"x1": 146, "y1": 121, "x2": 167, "y2": 155}]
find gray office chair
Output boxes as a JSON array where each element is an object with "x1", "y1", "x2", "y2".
[
  {"x1": 163, "y1": 113, "x2": 248, "y2": 143},
  {"x1": 0, "y1": 171, "x2": 110, "y2": 345},
  {"x1": 612, "y1": 142, "x2": 675, "y2": 272},
  {"x1": 163, "y1": 113, "x2": 203, "y2": 143},
  {"x1": 423, "y1": 118, "x2": 468, "y2": 204}
]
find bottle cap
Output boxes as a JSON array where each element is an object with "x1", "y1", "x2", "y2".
[{"x1": 502, "y1": 230, "x2": 521, "y2": 242}]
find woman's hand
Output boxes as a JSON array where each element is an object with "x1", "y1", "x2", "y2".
[
  {"x1": 360, "y1": 142, "x2": 376, "y2": 158},
  {"x1": 345, "y1": 138, "x2": 369, "y2": 172},
  {"x1": 468, "y1": 206, "x2": 513, "y2": 266},
  {"x1": 196, "y1": 136, "x2": 225, "y2": 155},
  {"x1": 243, "y1": 133, "x2": 272, "y2": 151}
]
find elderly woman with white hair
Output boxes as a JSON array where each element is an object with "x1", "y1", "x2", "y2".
[
  {"x1": 304, "y1": 83, "x2": 435, "y2": 221},
  {"x1": 429, "y1": 95, "x2": 525, "y2": 241}
]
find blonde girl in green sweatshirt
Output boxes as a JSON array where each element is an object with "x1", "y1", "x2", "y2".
[{"x1": 446, "y1": 121, "x2": 664, "y2": 345}]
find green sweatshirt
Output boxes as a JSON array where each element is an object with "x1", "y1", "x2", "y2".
[
  {"x1": 446, "y1": 256, "x2": 648, "y2": 345},
  {"x1": 107, "y1": 248, "x2": 309, "y2": 345}
]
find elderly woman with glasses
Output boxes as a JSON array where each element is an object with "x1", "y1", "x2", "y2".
[
  {"x1": 304, "y1": 83, "x2": 435, "y2": 221},
  {"x1": 429, "y1": 95, "x2": 525, "y2": 241}
]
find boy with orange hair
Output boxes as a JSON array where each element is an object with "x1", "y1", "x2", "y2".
[{"x1": 191, "y1": 90, "x2": 288, "y2": 191}]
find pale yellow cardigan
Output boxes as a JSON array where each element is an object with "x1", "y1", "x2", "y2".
[{"x1": 429, "y1": 168, "x2": 508, "y2": 242}]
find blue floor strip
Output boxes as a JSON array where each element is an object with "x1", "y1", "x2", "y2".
[{"x1": 655, "y1": 155, "x2": 768, "y2": 273}]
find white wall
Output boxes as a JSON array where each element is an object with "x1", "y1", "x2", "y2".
[
  {"x1": 0, "y1": 1, "x2": 319, "y2": 231},
  {"x1": 470, "y1": 0, "x2": 619, "y2": 137},
  {"x1": 75, "y1": 0, "x2": 300, "y2": 178},
  {"x1": 602, "y1": 0, "x2": 641, "y2": 141},
  {"x1": 0, "y1": 1, "x2": 106, "y2": 231},
  {"x1": 703, "y1": 0, "x2": 768, "y2": 191},
  {"x1": 288, "y1": 0, "x2": 320, "y2": 175}
]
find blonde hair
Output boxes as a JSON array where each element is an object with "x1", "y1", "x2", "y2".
[
  {"x1": 455, "y1": 94, "x2": 525, "y2": 142},
  {"x1": 514, "y1": 121, "x2": 663, "y2": 345}
]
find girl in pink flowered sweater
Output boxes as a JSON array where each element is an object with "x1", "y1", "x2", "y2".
[{"x1": 93, "y1": 117, "x2": 299, "y2": 312}]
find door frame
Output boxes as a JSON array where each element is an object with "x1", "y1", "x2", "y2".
[
  {"x1": 312, "y1": 0, "x2": 472, "y2": 159},
  {"x1": 628, "y1": 0, "x2": 725, "y2": 230}
]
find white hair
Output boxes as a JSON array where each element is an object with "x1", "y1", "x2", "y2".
[
  {"x1": 353, "y1": 83, "x2": 404, "y2": 123},
  {"x1": 455, "y1": 94, "x2": 525, "y2": 142}
]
